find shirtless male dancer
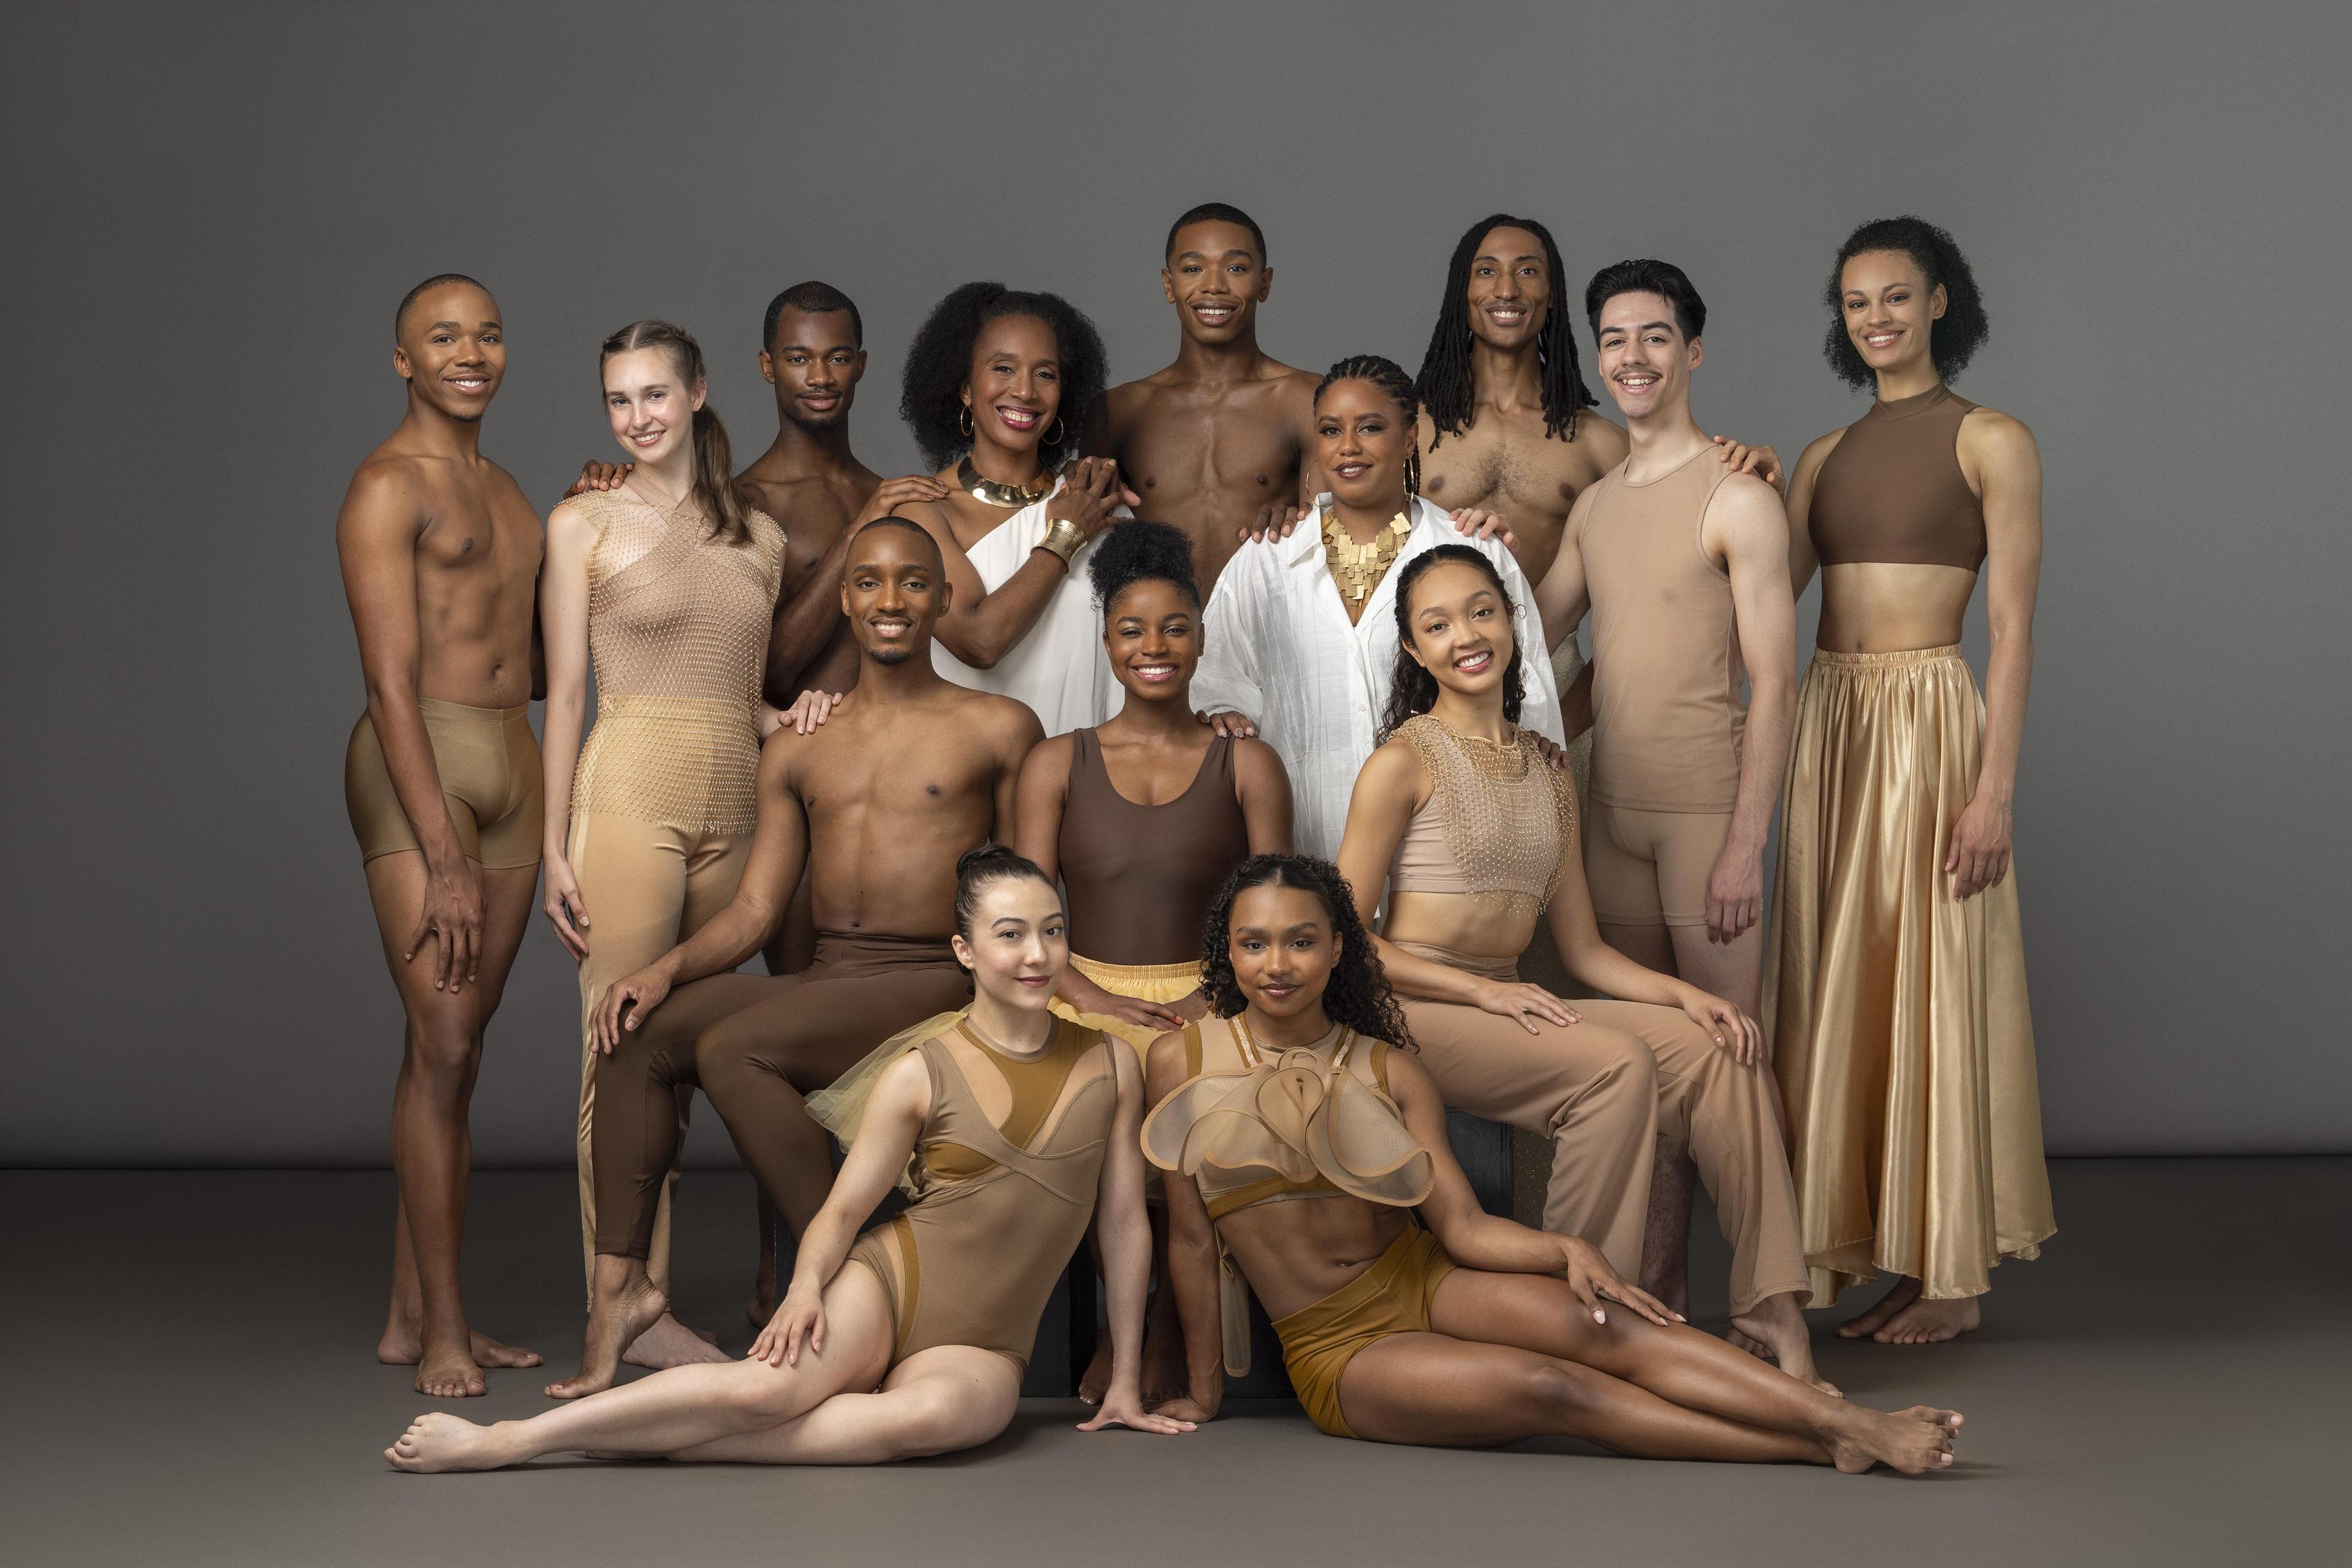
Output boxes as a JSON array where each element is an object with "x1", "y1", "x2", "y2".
[
  {"x1": 1534, "y1": 261, "x2": 1799, "y2": 1314},
  {"x1": 338, "y1": 274, "x2": 545, "y2": 1396},
  {"x1": 1088, "y1": 202, "x2": 1320, "y2": 593},
  {"x1": 548, "y1": 517, "x2": 1042, "y2": 1396}
]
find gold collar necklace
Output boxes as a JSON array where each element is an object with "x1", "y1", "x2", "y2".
[{"x1": 957, "y1": 456, "x2": 1052, "y2": 509}]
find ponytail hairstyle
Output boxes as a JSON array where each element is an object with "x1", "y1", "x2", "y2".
[
  {"x1": 599, "y1": 319, "x2": 748, "y2": 545},
  {"x1": 951, "y1": 843, "x2": 1058, "y2": 945},
  {"x1": 1314, "y1": 353, "x2": 1424, "y2": 498},
  {"x1": 1379, "y1": 545, "x2": 1526, "y2": 742},
  {"x1": 1198, "y1": 854, "x2": 1411, "y2": 1049},
  {"x1": 1822, "y1": 216, "x2": 1990, "y2": 390}
]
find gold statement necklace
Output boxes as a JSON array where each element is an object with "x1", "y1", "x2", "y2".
[
  {"x1": 1322, "y1": 507, "x2": 1412, "y2": 614},
  {"x1": 957, "y1": 455, "x2": 1051, "y2": 509}
]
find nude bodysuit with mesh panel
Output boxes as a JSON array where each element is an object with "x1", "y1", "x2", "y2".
[
  {"x1": 570, "y1": 484, "x2": 786, "y2": 835},
  {"x1": 845, "y1": 1017, "x2": 1118, "y2": 1372}
]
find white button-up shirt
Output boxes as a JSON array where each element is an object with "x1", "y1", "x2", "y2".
[{"x1": 1191, "y1": 496, "x2": 1564, "y2": 862}]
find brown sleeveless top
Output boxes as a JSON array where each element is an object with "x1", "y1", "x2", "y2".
[
  {"x1": 1809, "y1": 384, "x2": 1986, "y2": 570},
  {"x1": 1058, "y1": 729, "x2": 1252, "y2": 965},
  {"x1": 1574, "y1": 447, "x2": 1744, "y2": 812}
]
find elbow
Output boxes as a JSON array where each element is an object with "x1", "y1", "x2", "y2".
[{"x1": 952, "y1": 635, "x2": 1005, "y2": 670}]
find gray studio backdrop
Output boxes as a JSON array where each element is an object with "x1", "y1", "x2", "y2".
[{"x1": 4, "y1": 2, "x2": 2344, "y2": 1166}]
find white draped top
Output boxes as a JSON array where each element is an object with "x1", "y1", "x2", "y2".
[{"x1": 930, "y1": 480, "x2": 1124, "y2": 736}]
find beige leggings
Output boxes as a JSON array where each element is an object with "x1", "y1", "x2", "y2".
[
  {"x1": 1396, "y1": 943, "x2": 1807, "y2": 1315},
  {"x1": 569, "y1": 810, "x2": 752, "y2": 1302}
]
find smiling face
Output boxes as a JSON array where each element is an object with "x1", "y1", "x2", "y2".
[
  {"x1": 1163, "y1": 219, "x2": 1270, "y2": 345},
  {"x1": 763, "y1": 305, "x2": 865, "y2": 432},
  {"x1": 952, "y1": 875, "x2": 1069, "y2": 1014},
  {"x1": 1227, "y1": 883, "x2": 1340, "y2": 1025},
  {"x1": 1404, "y1": 559, "x2": 1515, "y2": 698},
  {"x1": 1466, "y1": 225, "x2": 1551, "y2": 351},
  {"x1": 960, "y1": 313, "x2": 1063, "y2": 456},
  {"x1": 601, "y1": 346, "x2": 704, "y2": 466},
  {"x1": 394, "y1": 282, "x2": 505, "y2": 421},
  {"x1": 1314, "y1": 379, "x2": 1414, "y2": 512},
  {"x1": 1102, "y1": 577, "x2": 1200, "y2": 706},
  {"x1": 1593, "y1": 290, "x2": 1700, "y2": 423},
  {"x1": 841, "y1": 522, "x2": 946, "y2": 665},
  {"x1": 1839, "y1": 249, "x2": 1945, "y2": 382}
]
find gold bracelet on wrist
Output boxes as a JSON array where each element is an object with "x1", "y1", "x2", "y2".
[{"x1": 1033, "y1": 516, "x2": 1085, "y2": 567}]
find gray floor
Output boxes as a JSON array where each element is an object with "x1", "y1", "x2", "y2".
[{"x1": 4, "y1": 1160, "x2": 2342, "y2": 1567}]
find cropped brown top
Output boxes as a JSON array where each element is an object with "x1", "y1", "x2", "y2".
[
  {"x1": 1385, "y1": 716, "x2": 1577, "y2": 914},
  {"x1": 1058, "y1": 729, "x2": 1252, "y2": 966},
  {"x1": 1809, "y1": 384, "x2": 1987, "y2": 570},
  {"x1": 1142, "y1": 1015, "x2": 1433, "y2": 1371}
]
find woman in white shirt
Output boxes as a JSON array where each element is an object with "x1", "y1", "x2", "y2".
[{"x1": 1191, "y1": 354, "x2": 1563, "y2": 860}]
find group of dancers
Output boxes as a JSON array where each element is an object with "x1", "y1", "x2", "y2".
[{"x1": 345, "y1": 204, "x2": 2049, "y2": 1476}]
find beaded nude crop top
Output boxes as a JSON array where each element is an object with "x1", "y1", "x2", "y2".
[
  {"x1": 1385, "y1": 715, "x2": 1578, "y2": 914},
  {"x1": 569, "y1": 485, "x2": 786, "y2": 835}
]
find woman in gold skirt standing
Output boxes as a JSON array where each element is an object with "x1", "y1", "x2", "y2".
[{"x1": 1769, "y1": 217, "x2": 2055, "y2": 1344}]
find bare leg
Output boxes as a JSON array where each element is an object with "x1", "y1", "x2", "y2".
[
  {"x1": 377, "y1": 1200, "x2": 541, "y2": 1371},
  {"x1": 1420, "y1": 1267, "x2": 1958, "y2": 1472},
  {"x1": 1874, "y1": 1291, "x2": 1982, "y2": 1346},
  {"x1": 544, "y1": 1255, "x2": 671, "y2": 1400},
  {"x1": 1839, "y1": 1274, "x2": 1922, "y2": 1339},
  {"x1": 660, "y1": 1344, "x2": 1019, "y2": 1464},
  {"x1": 364, "y1": 856, "x2": 538, "y2": 1397},
  {"x1": 386, "y1": 1264, "x2": 894, "y2": 1472},
  {"x1": 750, "y1": 1189, "x2": 782, "y2": 1328},
  {"x1": 1139, "y1": 1206, "x2": 1189, "y2": 1406}
]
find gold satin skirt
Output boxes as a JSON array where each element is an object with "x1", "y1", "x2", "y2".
[{"x1": 1765, "y1": 645, "x2": 2054, "y2": 1306}]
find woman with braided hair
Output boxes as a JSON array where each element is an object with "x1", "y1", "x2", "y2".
[
  {"x1": 1191, "y1": 354, "x2": 1564, "y2": 862},
  {"x1": 1142, "y1": 854, "x2": 1963, "y2": 1469},
  {"x1": 1332, "y1": 546, "x2": 1826, "y2": 1393}
]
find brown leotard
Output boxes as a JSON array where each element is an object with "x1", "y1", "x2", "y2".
[
  {"x1": 1574, "y1": 448, "x2": 1744, "y2": 812},
  {"x1": 845, "y1": 1017, "x2": 1118, "y2": 1372},
  {"x1": 569, "y1": 484, "x2": 786, "y2": 835},
  {"x1": 1057, "y1": 729, "x2": 1251, "y2": 965},
  {"x1": 1807, "y1": 384, "x2": 1986, "y2": 570}
]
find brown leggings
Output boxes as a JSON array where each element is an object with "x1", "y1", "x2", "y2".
[{"x1": 592, "y1": 932, "x2": 971, "y2": 1259}]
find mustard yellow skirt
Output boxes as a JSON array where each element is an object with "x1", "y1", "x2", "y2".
[
  {"x1": 1766, "y1": 645, "x2": 2056, "y2": 1306},
  {"x1": 1049, "y1": 955, "x2": 1205, "y2": 1053},
  {"x1": 1271, "y1": 1225, "x2": 1457, "y2": 1439}
]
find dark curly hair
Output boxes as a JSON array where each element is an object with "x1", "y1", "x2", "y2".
[
  {"x1": 1417, "y1": 214, "x2": 1596, "y2": 450},
  {"x1": 1199, "y1": 854, "x2": 1412, "y2": 1049},
  {"x1": 900, "y1": 281, "x2": 1108, "y2": 470},
  {"x1": 1315, "y1": 354, "x2": 1424, "y2": 497},
  {"x1": 1087, "y1": 518, "x2": 1200, "y2": 612},
  {"x1": 1379, "y1": 545, "x2": 1526, "y2": 742},
  {"x1": 1585, "y1": 257, "x2": 1706, "y2": 341},
  {"x1": 1823, "y1": 216, "x2": 1989, "y2": 390},
  {"x1": 951, "y1": 843, "x2": 1056, "y2": 944}
]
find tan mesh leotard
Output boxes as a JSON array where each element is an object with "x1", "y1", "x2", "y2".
[
  {"x1": 845, "y1": 1017, "x2": 1118, "y2": 1372},
  {"x1": 1385, "y1": 715, "x2": 1577, "y2": 916},
  {"x1": 570, "y1": 484, "x2": 787, "y2": 835}
]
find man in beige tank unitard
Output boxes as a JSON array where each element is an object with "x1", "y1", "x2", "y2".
[
  {"x1": 1086, "y1": 202, "x2": 1321, "y2": 595},
  {"x1": 1533, "y1": 260, "x2": 1800, "y2": 1333},
  {"x1": 336, "y1": 274, "x2": 546, "y2": 1397}
]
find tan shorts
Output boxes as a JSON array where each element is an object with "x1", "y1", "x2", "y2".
[
  {"x1": 1583, "y1": 799, "x2": 1728, "y2": 928},
  {"x1": 345, "y1": 698, "x2": 542, "y2": 869}
]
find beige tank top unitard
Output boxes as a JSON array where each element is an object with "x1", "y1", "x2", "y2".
[
  {"x1": 1142, "y1": 1016, "x2": 1433, "y2": 1372},
  {"x1": 570, "y1": 485, "x2": 786, "y2": 835},
  {"x1": 1807, "y1": 384, "x2": 1986, "y2": 570},
  {"x1": 1385, "y1": 715, "x2": 1577, "y2": 916},
  {"x1": 849, "y1": 1017, "x2": 1118, "y2": 1371},
  {"x1": 1575, "y1": 448, "x2": 1744, "y2": 812}
]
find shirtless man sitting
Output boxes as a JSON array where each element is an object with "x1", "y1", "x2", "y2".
[
  {"x1": 546, "y1": 518, "x2": 1042, "y2": 1397},
  {"x1": 337, "y1": 274, "x2": 545, "y2": 1396},
  {"x1": 1088, "y1": 202, "x2": 1321, "y2": 595}
]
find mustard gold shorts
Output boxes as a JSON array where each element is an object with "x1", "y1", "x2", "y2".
[
  {"x1": 1271, "y1": 1224, "x2": 1457, "y2": 1439},
  {"x1": 345, "y1": 698, "x2": 542, "y2": 869},
  {"x1": 1582, "y1": 799, "x2": 1730, "y2": 928}
]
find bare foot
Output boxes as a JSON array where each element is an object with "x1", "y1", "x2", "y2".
[
  {"x1": 1731, "y1": 1294, "x2": 1840, "y2": 1398},
  {"x1": 413, "y1": 1335, "x2": 488, "y2": 1399},
  {"x1": 379, "y1": 1323, "x2": 542, "y2": 1371},
  {"x1": 385, "y1": 1411, "x2": 515, "y2": 1473},
  {"x1": 1874, "y1": 1294, "x2": 1981, "y2": 1345},
  {"x1": 1076, "y1": 1336, "x2": 1114, "y2": 1406},
  {"x1": 546, "y1": 1276, "x2": 672, "y2": 1400},
  {"x1": 622, "y1": 1311, "x2": 731, "y2": 1371},
  {"x1": 1140, "y1": 1321, "x2": 1190, "y2": 1407},
  {"x1": 1825, "y1": 1404, "x2": 1962, "y2": 1475},
  {"x1": 1837, "y1": 1275, "x2": 1920, "y2": 1339}
]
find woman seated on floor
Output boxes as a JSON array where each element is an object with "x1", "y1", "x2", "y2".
[
  {"x1": 386, "y1": 846, "x2": 1191, "y2": 1472},
  {"x1": 1142, "y1": 851, "x2": 1962, "y2": 1471}
]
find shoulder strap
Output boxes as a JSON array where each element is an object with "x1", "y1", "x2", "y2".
[{"x1": 1182, "y1": 1020, "x2": 1204, "y2": 1082}]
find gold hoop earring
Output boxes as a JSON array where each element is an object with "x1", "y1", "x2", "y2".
[
  {"x1": 1043, "y1": 415, "x2": 1066, "y2": 448},
  {"x1": 1406, "y1": 449, "x2": 1422, "y2": 498},
  {"x1": 958, "y1": 405, "x2": 973, "y2": 439}
]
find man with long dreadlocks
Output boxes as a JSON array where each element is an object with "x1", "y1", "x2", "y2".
[{"x1": 1087, "y1": 203, "x2": 1322, "y2": 595}]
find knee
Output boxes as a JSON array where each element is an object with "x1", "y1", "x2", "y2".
[
  {"x1": 728, "y1": 1362, "x2": 804, "y2": 1424},
  {"x1": 692, "y1": 1020, "x2": 766, "y2": 1097},
  {"x1": 1522, "y1": 1359, "x2": 1611, "y2": 1420},
  {"x1": 1556, "y1": 1030, "x2": 1655, "y2": 1131},
  {"x1": 889, "y1": 1381, "x2": 991, "y2": 1459},
  {"x1": 403, "y1": 1024, "x2": 480, "y2": 1088}
]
